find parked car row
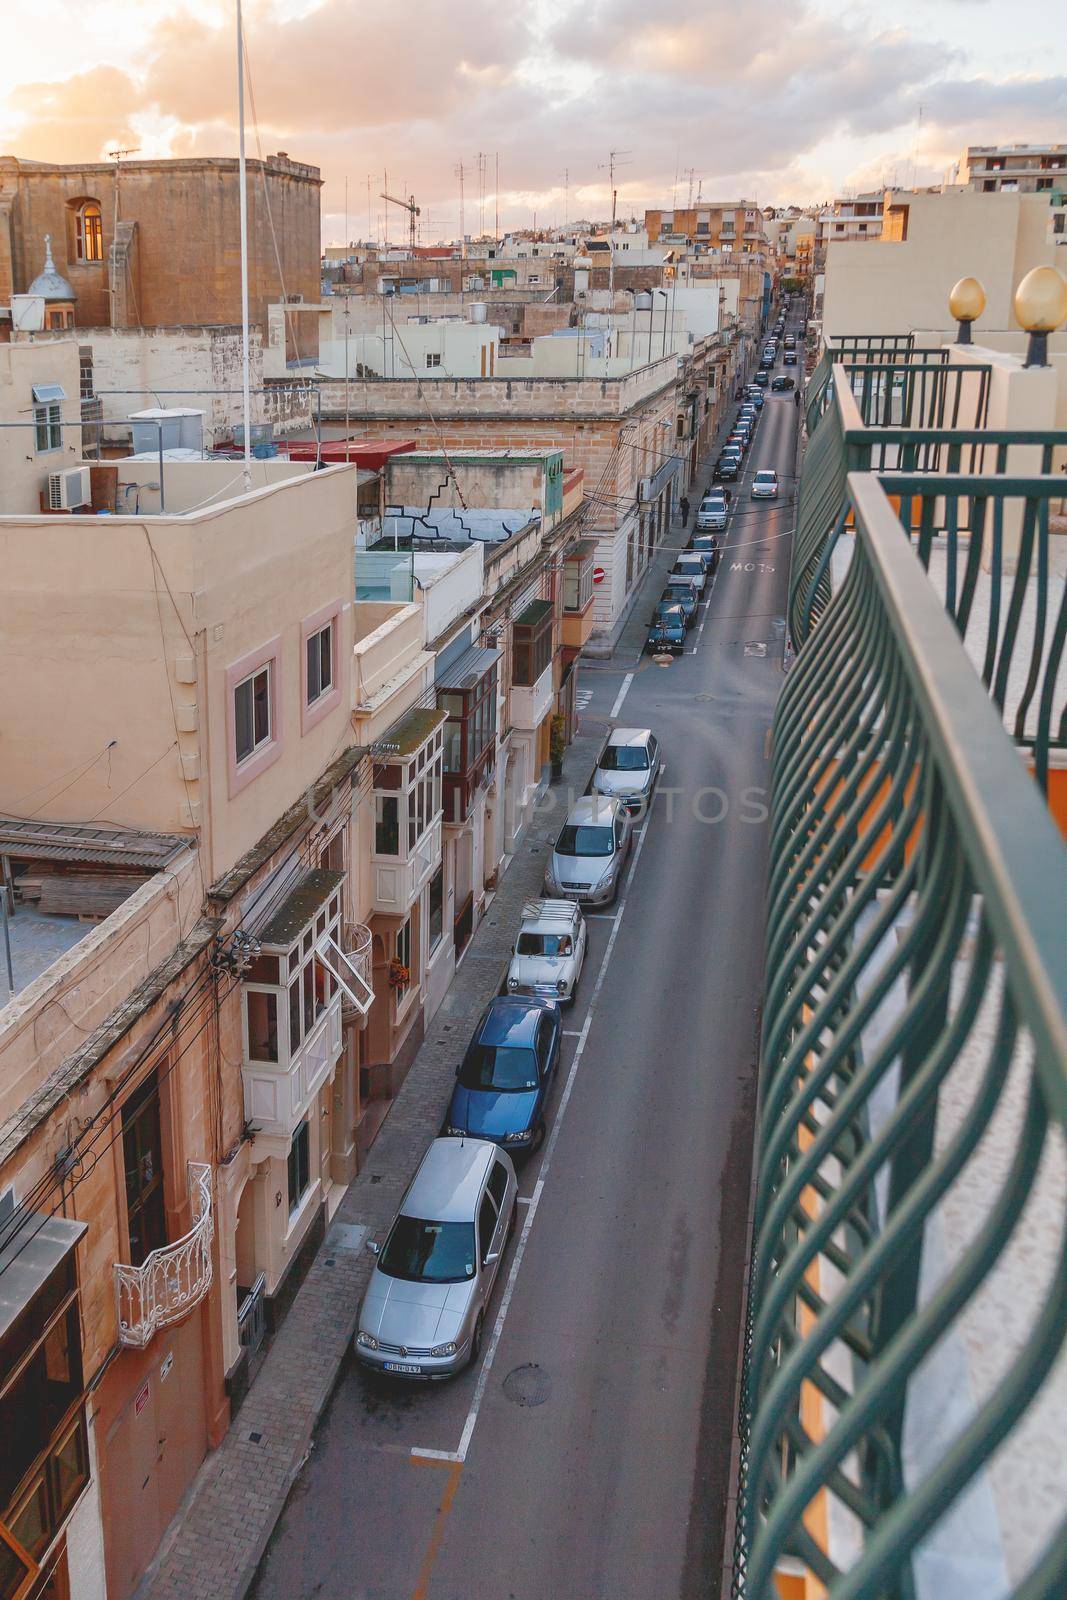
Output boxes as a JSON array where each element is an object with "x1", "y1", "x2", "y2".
[{"x1": 353, "y1": 725, "x2": 662, "y2": 1383}]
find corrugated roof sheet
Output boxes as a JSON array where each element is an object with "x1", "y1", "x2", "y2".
[
  {"x1": 435, "y1": 645, "x2": 500, "y2": 692},
  {"x1": 0, "y1": 820, "x2": 190, "y2": 871}
]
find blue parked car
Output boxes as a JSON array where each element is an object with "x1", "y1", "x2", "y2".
[{"x1": 445, "y1": 996, "x2": 561, "y2": 1152}]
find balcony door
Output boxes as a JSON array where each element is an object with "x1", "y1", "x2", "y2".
[{"x1": 121, "y1": 1071, "x2": 167, "y2": 1267}]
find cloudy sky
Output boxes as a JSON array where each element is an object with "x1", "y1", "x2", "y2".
[{"x1": 1, "y1": 0, "x2": 1063, "y2": 242}]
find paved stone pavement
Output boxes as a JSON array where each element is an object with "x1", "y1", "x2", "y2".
[
  {"x1": 135, "y1": 722, "x2": 608, "y2": 1600},
  {"x1": 136, "y1": 406, "x2": 751, "y2": 1600}
]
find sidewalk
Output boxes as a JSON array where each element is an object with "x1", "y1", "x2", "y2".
[{"x1": 136, "y1": 722, "x2": 606, "y2": 1600}]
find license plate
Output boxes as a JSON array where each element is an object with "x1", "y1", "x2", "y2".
[{"x1": 384, "y1": 1361, "x2": 423, "y2": 1374}]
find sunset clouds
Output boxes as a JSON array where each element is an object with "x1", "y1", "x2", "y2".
[{"x1": 1, "y1": 0, "x2": 1063, "y2": 239}]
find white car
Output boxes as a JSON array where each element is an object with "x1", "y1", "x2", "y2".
[
  {"x1": 696, "y1": 494, "x2": 728, "y2": 532},
  {"x1": 669, "y1": 554, "x2": 708, "y2": 594},
  {"x1": 591, "y1": 726, "x2": 662, "y2": 814},
  {"x1": 751, "y1": 469, "x2": 779, "y2": 499},
  {"x1": 506, "y1": 900, "x2": 587, "y2": 1004}
]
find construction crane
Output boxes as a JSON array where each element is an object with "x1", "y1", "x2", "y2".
[{"x1": 380, "y1": 190, "x2": 420, "y2": 251}]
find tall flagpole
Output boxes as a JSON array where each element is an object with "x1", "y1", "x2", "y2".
[{"x1": 237, "y1": 0, "x2": 252, "y2": 492}]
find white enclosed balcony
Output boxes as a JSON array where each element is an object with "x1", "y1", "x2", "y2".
[
  {"x1": 115, "y1": 1163, "x2": 213, "y2": 1348},
  {"x1": 370, "y1": 708, "x2": 446, "y2": 915},
  {"x1": 510, "y1": 660, "x2": 554, "y2": 731},
  {"x1": 241, "y1": 869, "x2": 372, "y2": 1146}
]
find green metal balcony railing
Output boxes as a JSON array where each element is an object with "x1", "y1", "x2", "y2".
[
  {"x1": 793, "y1": 372, "x2": 1067, "y2": 757},
  {"x1": 794, "y1": 358, "x2": 992, "y2": 646},
  {"x1": 732, "y1": 469, "x2": 1067, "y2": 1600}
]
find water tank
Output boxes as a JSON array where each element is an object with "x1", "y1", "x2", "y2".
[
  {"x1": 129, "y1": 407, "x2": 205, "y2": 454},
  {"x1": 634, "y1": 292, "x2": 653, "y2": 311},
  {"x1": 470, "y1": 302, "x2": 487, "y2": 323}
]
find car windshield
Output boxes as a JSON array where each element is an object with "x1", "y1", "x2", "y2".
[
  {"x1": 756, "y1": 473, "x2": 775, "y2": 483},
  {"x1": 555, "y1": 823, "x2": 614, "y2": 857},
  {"x1": 459, "y1": 1043, "x2": 540, "y2": 1091},
  {"x1": 517, "y1": 931, "x2": 572, "y2": 956},
  {"x1": 379, "y1": 1216, "x2": 477, "y2": 1283},
  {"x1": 600, "y1": 745, "x2": 649, "y2": 772}
]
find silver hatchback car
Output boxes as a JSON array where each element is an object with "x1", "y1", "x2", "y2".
[
  {"x1": 590, "y1": 727, "x2": 661, "y2": 815},
  {"x1": 355, "y1": 1138, "x2": 516, "y2": 1379},
  {"x1": 543, "y1": 794, "x2": 633, "y2": 906}
]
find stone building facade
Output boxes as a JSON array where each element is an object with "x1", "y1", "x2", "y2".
[{"x1": 0, "y1": 153, "x2": 321, "y2": 333}]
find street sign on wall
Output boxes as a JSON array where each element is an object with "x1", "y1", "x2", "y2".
[{"x1": 592, "y1": 567, "x2": 606, "y2": 585}]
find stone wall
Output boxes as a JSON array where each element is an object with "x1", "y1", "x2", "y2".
[{"x1": 0, "y1": 153, "x2": 321, "y2": 332}]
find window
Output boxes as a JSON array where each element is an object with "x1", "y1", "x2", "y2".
[
  {"x1": 0, "y1": 1255, "x2": 86, "y2": 1522},
  {"x1": 316, "y1": 934, "x2": 373, "y2": 1015},
  {"x1": 1037, "y1": 177, "x2": 1053, "y2": 191},
  {"x1": 564, "y1": 550, "x2": 594, "y2": 616},
  {"x1": 407, "y1": 769, "x2": 438, "y2": 848},
  {"x1": 122, "y1": 1072, "x2": 167, "y2": 1268},
  {"x1": 305, "y1": 622, "x2": 333, "y2": 706},
  {"x1": 427, "y1": 866, "x2": 444, "y2": 954},
  {"x1": 246, "y1": 990, "x2": 279, "y2": 1062},
  {"x1": 478, "y1": 1193, "x2": 498, "y2": 1263},
  {"x1": 75, "y1": 202, "x2": 103, "y2": 262},
  {"x1": 487, "y1": 1160, "x2": 509, "y2": 1212},
  {"x1": 287, "y1": 1119, "x2": 311, "y2": 1213},
  {"x1": 235, "y1": 664, "x2": 272, "y2": 765},
  {"x1": 375, "y1": 794, "x2": 398, "y2": 855},
  {"x1": 426, "y1": 352, "x2": 442, "y2": 368},
  {"x1": 512, "y1": 599, "x2": 554, "y2": 687},
  {"x1": 394, "y1": 919, "x2": 411, "y2": 1009},
  {"x1": 34, "y1": 403, "x2": 62, "y2": 454}
]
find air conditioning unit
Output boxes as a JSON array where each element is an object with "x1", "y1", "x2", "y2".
[
  {"x1": 47, "y1": 466, "x2": 91, "y2": 512},
  {"x1": 637, "y1": 476, "x2": 652, "y2": 503}
]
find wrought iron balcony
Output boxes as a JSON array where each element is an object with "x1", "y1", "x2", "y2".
[
  {"x1": 733, "y1": 467, "x2": 1067, "y2": 1600},
  {"x1": 115, "y1": 1163, "x2": 213, "y2": 1349}
]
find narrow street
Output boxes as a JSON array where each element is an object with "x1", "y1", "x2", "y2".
[{"x1": 251, "y1": 340, "x2": 800, "y2": 1600}]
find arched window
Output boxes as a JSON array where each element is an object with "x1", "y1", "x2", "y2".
[{"x1": 75, "y1": 201, "x2": 103, "y2": 263}]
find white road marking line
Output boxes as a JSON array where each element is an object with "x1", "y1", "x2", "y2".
[
  {"x1": 515, "y1": 1195, "x2": 533, "y2": 1205},
  {"x1": 583, "y1": 913, "x2": 617, "y2": 921},
  {"x1": 609, "y1": 672, "x2": 634, "y2": 720},
  {"x1": 561, "y1": 1028, "x2": 583, "y2": 1037},
  {"x1": 410, "y1": 1447, "x2": 464, "y2": 1463},
  {"x1": 439, "y1": 804, "x2": 656, "y2": 1466}
]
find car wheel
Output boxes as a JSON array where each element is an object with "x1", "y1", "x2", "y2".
[
  {"x1": 533, "y1": 1118, "x2": 547, "y2": 1152},
  {"x1": 470, "y1": 1312, "x2": 485, "y2": 1365}
]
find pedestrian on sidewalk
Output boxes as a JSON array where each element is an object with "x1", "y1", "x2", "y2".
[{"x1": 680, "y1": 495, "x2": 690, "y2": 527}]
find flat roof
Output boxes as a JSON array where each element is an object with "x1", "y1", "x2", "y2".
[
  {"x1": 3, "y1": 903, "x2": 94, "y2": 999},
  {"x1": 257, "y1": 867, "x2": 344, "y2": 949}
]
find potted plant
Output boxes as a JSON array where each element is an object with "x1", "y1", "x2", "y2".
[
  {"x1": 388, "y1": 958, "x2": 410, "y2": 990},
  {"x1": 549, "y1": 714, "x2": 567, "y2": 781}
]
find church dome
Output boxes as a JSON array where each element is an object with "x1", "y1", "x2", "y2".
[{"x1": 27, "y1": 235, "x2": 75, "y2": 302}]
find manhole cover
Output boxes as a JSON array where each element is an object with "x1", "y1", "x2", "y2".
[
  {"x1": 744, "y1": 641, "x2": 768, "y2": 658},
  {"x1": 503, "y1": 1363, "x2": 551, "y2": 1407}
]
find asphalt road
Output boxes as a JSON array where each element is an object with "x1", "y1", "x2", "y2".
[{"x1": 251, "y1": 324, "x2": 800, "y2": 1600}]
